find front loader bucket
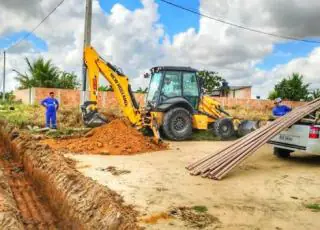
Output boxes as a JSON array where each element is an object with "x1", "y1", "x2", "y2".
[{"x1": 237, "y1": 120, "x2": 260, "y2": 137}]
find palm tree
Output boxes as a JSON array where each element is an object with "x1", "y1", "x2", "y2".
[{"x1": 14, "y1": 57, "x2": 79, "y2": 89}]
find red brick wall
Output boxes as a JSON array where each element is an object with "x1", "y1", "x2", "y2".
[
  {"x1": 15, "y1": 88, "x2": 146, "y2": 110},
  {"x1": 14, "y1": 88, "x2": 307, "y2": 111},
  {"x1": 213, "y1": 97, "x2": 306, "y2": 110},
  {"x1": 33, "y1": 88, "x2": 81, "y2": 107}
]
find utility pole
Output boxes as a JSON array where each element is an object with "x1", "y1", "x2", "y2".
[
  {"x1": 81, "y1": 0, "x2": 92, "y2": 104},
  {"x1": 2, "y1": 51, "x2": 5, "y2": 101}
]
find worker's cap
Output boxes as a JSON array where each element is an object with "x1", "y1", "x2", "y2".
[{"x1": 275, "y1": 98, "x2": 282, "y2": 103}]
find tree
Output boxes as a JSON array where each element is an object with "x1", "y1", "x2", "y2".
[
  {"x1": 135, "y1": 87, "x2": 148, "y2": 94},
  {"x1": 268, "y1": 90, "x2": 279, "y2": 100},
  {"x1": 14, "y1": 57, "x2": 79, "y2": 90},
  {"x1": 197, "y1": 70, "x2": 227, "y2": 94},
  {"x1": 55, "y1": 72, "x2": 80, "y2": 89},
  {"x1": 309, "y1": 89, "x2": 320, "y2": 101},
  {"x1": 98, "y1": 85, "x2": 113, "y2": 92},
  {"x1": 268, "y1": 73, "x2": 309, "y2": 101}
]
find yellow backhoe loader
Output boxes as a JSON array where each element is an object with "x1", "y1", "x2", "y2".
[{"x1": 81, "y1": 46, "x2": 256, "y2": 142}]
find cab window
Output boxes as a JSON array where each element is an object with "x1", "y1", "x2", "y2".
[
  {"x1": 183, "y1": 72, "x2": 199, "y2": 108},
  {"x1": 146, "y1": 72, "x2": 162, "y2": 102},
  {"x1": 161, "y1": 71, "x2": 182, "y2": 100}
]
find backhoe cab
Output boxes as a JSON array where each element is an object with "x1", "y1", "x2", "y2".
[
  {"x1": 143, "y1": 66, "x2": 239, "y2": 140},
  {"x1": 81, "y1": 46, "x2": 256, "y2": 142}
]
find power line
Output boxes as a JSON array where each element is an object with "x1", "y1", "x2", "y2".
[
  {"x1": 159, "y1": 0, "x2": 320, "y2": 44},
  {"x1": 5, "y1": 0, "x2": 66, "y2": 51}
]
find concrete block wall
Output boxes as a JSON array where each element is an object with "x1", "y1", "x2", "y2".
[
  {"x1": 14, "y1": 88, "x2": 35, "y2": 104},
  {"x1": 228, "y1": 87, "x2": 252, "y2": 99}
]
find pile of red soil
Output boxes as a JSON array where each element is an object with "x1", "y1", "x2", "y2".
[{"x1": 42, "y1": 119, "x2": 167, "y2": 155}]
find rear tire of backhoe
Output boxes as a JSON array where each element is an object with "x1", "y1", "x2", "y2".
[
  {"x1": 213, "y1": 118, "x2": 235, "y2": 139},
  {"x1": 162, "y1": 107, "x2": 193, "y2": 141}
]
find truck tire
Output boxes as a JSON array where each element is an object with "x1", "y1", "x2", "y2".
[
  {"x1": 162, "y1": 107, "x2": 193, "y2": 141},
  {"x1": 274, "y1": 147, "x2": 291, "y2": 158},
  {"x1": 213, "y1": 118, "x2": 235, "y2": 139}
]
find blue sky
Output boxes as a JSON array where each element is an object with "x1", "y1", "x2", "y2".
[
  {"x1": 0, "y1": 31, "x2": 47, "y2": 52},
  {"x1": 256, "y1": 40, "x2": 319, "y2": 70},
  {"x1": 0, "y1": 0, "x2": 315, "y2": 71}
]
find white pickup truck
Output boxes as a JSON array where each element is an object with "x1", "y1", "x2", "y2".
[{"x1": 268, "y1": 121, "x2": 320, "y2": 157}]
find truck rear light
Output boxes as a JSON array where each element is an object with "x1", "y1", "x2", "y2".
[{"x1": 309, "y1": 126, "x2": 320, "y2": 139}]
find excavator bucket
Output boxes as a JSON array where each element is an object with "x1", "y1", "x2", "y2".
[{"x1": 81, "y1": 101, "x2": 108, "y2": 128}]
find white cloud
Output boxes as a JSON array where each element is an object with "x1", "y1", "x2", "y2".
[{"x1": 0, "y1": 0, "x2": 319, "y2": 99}]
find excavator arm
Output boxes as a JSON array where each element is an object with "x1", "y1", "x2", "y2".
[
  {"x1": 82, "y1": 46, "x2": 142, "y2": 127},
  {"x1": 81, "y1": 46, "x2": 161, "y2": 142}
]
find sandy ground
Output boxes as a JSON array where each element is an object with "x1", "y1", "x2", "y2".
[{"x1": 67, "y1": 141, "x2": 320, "y2": 230}]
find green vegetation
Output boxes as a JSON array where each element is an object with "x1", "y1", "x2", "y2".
[
  {"x1": 98, "y1": 85, "x2": 113, "y2": 91},
  {"x1": 191, "y1": 130, "x2": 221, "y2": 141},
  {"x1": 305, "y1": 203, "x2": 320, "y2": 212},
  {"x1": 192, "y1": 205, "x2": 208, "y2": 213},
  {"x1": 44, "y1": 128, "x2": 89, "y2": 138},
  {"x1": 0, "y1": 91, "x2": 15, "y2": 103},
  {"x1": 268, "y1": 73, "x2": 309, "y2": 101},
  {"x1": 309, "y1": 89, "x2": 320, "y2": 100},
  {"x1": 0, "y1": 104, "x2": 40, "y2": 128},
  {"x1": 197, "y1": 70, "x2": 229, "y2": 95},
  {"x1": 0, "y1": 104, "x2": 82, "y2": 129},
  {"x1": 14, "y1": 57, "x2": 79, "y2": 90}
]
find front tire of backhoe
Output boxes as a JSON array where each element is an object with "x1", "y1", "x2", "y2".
[
  {"x1": 162, "y1": 107, "x2": 193, "y2": 141},
  {"x1": 213, "y1": 118, "x2": 235, "y2": 139}
]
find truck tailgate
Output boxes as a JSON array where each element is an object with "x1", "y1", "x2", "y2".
[{"x1": 269, "y1": 125, "x2": 309, "y2": 150}]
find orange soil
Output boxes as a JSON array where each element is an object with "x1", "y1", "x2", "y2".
[
  {"x1": 42, "y1": 119, "x2": 167, "y2": 155},
  {"x1": 140, "y1": 212, "x2": 172, "y2": 224}
]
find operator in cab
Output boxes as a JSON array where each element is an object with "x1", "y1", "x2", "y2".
[
  {"x1": 162, "y1": 77, "x2": 175, "y2": 97},
  {"x1": 272, "y1": 98, "x2": 292, "y2": 117}
]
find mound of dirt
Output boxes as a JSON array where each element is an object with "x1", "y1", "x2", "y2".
[{"x1": 42, "y1": 119, "x2": 167, "y2": 155}]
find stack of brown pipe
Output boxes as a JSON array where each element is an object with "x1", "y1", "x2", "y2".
[{"x1": 186, "y1": 98, "x2": 320, "y2": 180}]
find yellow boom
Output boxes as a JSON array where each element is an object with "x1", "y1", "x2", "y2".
[
  {"x1": 84, "y1": 46, "x2": 142, "y2": 126},
  {"x1": 82, "y1": 46, "x2": 161, "y2": 142}
]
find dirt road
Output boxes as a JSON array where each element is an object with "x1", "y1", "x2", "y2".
[{"x1": 68, "y1": 141, "x2": 320, "y2": 230}]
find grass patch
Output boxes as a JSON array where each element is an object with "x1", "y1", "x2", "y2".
[
  {"x1": 191, "y1": 130, "x2": 221, "y2": 141},
  {"x1": 305, "y1": 203, "x2": 320, "y2": 212},
  {"x1": 0, "y1": 104, "x2": 83, "y2": 129},
  {"x1": 192, "y1": 205, "x2": 208, "y2": 213}
]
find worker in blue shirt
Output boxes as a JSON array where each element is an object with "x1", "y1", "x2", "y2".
[
  {"x1": 41, "y1": 92, "x2": 59, "y2": 129},
  {"x1": 272, "y1": 98, "x2": 292, "y2": 117}
]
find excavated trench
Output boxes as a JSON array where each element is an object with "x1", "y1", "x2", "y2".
[
  {"x1": 0, "y1": 148, "x2": 60, "y2": 229},
  {"x1": 0, "y1": 121, "x2": 139, "y2": 229}
]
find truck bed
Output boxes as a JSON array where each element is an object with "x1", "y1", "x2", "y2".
[{"x1": 268, "y1": 123, "x2": 320, "y2": 155}]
